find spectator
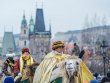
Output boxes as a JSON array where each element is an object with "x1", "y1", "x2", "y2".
[
  {"x1": 101, "y1": 77, "x2": 109, "y2": 83},
  {"x1": 93, "y1": 73, "x2": 99, "y2": 80},
  {"x1": 2, "y1": 57, "x2": 15, "y2": 76},
  {"x1": 14, "y1": 73, "x2": 22, "y2": 83},
  {"x1": 79, "y1": 46, "x2": 91, "y2": 59},
  {"x1": 4, "y1": 76, "x2": 14, "y2": 83},
  {"x1": 72, "y1": 43, "x2": 80, "y2": 56},
  {"x1": 79, "y1": 46, "x2": 92, "y2": 65},
  {"x1": 107, "y1": 72, "x2": 110, "y2": 81},
  {"x1": 79, "y1": 50, "x2": 85, "y2": 59},
  {"x1": 90, "y1": 80, "x2": 98, "y2": 83}
]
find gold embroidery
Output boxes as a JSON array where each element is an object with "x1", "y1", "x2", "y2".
[{"x1": 54, "y1": 55, "x2": 65, "y2": 63}]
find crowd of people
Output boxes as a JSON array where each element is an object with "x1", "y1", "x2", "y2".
[
  {"x1": 0, "y1": 41, "x2": 110, "y2": 83},
  {"x1": 0, "y1": 48, "x2": 38, "y2": 83}
]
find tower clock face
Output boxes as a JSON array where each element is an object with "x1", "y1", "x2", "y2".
[{"x1": 30, "y1": 25, "x2": 34, "y2": 32}]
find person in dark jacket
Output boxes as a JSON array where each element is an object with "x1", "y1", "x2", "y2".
[
  {"x1": 72, "y1": 43, "x2": 80, "y2": 56},
  {"x1": 93, "y1": 73, "x2": 99, "y2": 80},
  {"x1": 101, "y1": 77, "x2": 109, "y2": 83},
  {"x1": 107, "y1": 72, "x2": 110, "y2": 81},
  {"x1": 79, "y1": 50, "x2": 85, "y2": 59}
]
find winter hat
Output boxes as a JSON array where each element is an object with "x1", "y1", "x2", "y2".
[
  {"x1": 4, "y1": 76, "x2": 14, "y2": 83},
  {"x1": 90, "y1": 80, "x2": 98, "y2": 83},
  {"x1": 52, "y1": 41, "x2": 64, "y2": 50},
  {"x1": 22, "y1": 48, "x2": 30, "y2": 54}
]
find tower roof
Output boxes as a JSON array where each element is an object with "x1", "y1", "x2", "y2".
[
  {"x1": 2, "y1": 32, "x2": 16, "y2": 55},
  {"x1": 29, "y1": 16, "x2": 34, "y2": 34},
  {"x1": 21, "y1": 13, "x2": 27, "y2": 28},
  {"x1": 34, "y1": 8, "x2": 45, "y2": 32},
  {"x1": 29, "y1": 16, "x2": 34, "y2": 25}
]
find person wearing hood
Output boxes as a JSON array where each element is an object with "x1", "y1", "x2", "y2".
[{"x1": 4, "y1": 76, "x2": 14, "y2": 83}]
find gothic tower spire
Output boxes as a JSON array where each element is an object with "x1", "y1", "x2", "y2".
[{"x1": 34, "y1": 5, "x2": 45, "y2": 32}]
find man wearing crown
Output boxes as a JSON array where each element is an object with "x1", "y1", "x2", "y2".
[{"x1": 33, "y1": 41, "x2": 94, "y2": 83}]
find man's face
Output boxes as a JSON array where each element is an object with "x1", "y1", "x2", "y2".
[
  {"x1": 55, "y1": 47, "x2": 64, "y2": 53},
  {"x1": 23, "y1": 52, "x2": 30, "y2": 56},
  {"x1": 85, "y1": 50, "x2": 91, "y2": 55}
]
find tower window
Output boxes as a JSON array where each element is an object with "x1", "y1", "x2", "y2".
[
  {"x1": 24, "y1": 41, "x2": 26, "y2": 46},
  {"x1": 24, "y1": 30, "x2": 26, "y2": 34}
]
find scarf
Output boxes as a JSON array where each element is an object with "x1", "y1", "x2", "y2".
[{"x1": 20, "y1": 55, "x2": 34, "y2": 73}]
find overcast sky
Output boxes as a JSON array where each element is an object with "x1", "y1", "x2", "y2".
[{"x1": 0, "y1": 0, "x2": 110, "y2": 38}]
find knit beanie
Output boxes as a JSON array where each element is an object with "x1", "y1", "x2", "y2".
[
  {"x1": 22, "y1": 48, "x2": 30, "y2": 54},
  {"x1": 4, "y1": 76, "x2": 14, "y2": 83},
  {"x1": 90, "y1": 80, "x2": 98, "y2": 83}
]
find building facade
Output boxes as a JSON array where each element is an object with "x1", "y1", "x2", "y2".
[
  {"x1": 19, "y1": 13, "x2": 29, "y2": 51},
  {"x1": 0, "y1": 7, "x2": 51, "y2": 61},
  {"x1": 19, "y1": 8, "x2": 51, "y2": 62},
  {"x1": 54, "y1": 25, "x2": 110, "y2": 48}
]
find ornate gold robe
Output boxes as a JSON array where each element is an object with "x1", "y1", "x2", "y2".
[{"x1": 33, "y1": 52, "x2": 94, "y2": 83}]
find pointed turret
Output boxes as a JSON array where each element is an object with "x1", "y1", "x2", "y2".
[
  {"x1": 34, "y1": 8, "x2": 45, "y2": 32},
  {"x1": 29, "y1": 16, "x2": 34, "y2": 34},
  {"x1": 30, "y1": 16, "x2": 34, "y2": 25},
  {"x1": 21, "y1": 13, "x2": 27, "y2": 28}
]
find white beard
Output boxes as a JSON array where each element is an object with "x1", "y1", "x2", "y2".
[{"x1": 67, "y1": 70, "x2": 74, "y2": 79}]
